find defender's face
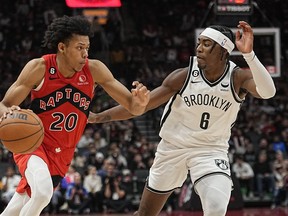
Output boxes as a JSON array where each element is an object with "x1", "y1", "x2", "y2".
[
  {"x1": 61, "y1": 34, "x2": 90, "y2": 72},
  {"x1": 196, "y1": 36, "x2": 223, "y2": 70}
]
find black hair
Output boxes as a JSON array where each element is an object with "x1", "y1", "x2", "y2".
[{"x1": 42, "y1": 15, "x2": 93, "y2": 52}]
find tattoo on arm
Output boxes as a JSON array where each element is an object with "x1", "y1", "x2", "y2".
[{"x1": 101, "y1": 115, "x2": 111, "y2": 122}]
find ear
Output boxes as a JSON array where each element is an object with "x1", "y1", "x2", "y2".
[{"x1": 58, "y1": 42, "x2": 65, "y2": 53}]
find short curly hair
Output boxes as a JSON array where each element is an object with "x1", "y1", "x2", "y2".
[{"x1": 42, "y1": 15, "x2": 93, "y2": 52}]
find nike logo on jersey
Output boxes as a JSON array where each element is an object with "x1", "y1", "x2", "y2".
[
  {"x1": 221, "y1": 83, "x2": 229, "y2": 88},
  {"x1": 49, "y1": 77, "x2": 57, "y2": 80},
  {"x1": 191, "y1": 81, "x2": 202, "y2": 84}
]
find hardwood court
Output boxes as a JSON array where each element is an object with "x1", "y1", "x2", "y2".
[{"x1": 47, "y1": 207, "x2": 288, "y2": 216}]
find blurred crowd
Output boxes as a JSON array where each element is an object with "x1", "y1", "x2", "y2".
[{"x1": 1, "y1": 0, "x2": 288, "y2": 214}]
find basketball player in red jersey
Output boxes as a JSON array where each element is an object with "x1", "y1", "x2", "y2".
[{"x1": 0, "y1": 15, "x2": 150, "y2": 216}]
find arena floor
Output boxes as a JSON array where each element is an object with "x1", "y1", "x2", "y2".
[{"x1": 42, "y1": 207, "x2": 288, "y2": 216}]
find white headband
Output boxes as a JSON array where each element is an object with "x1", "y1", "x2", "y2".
[{"x1": 200, "y1": 27, "x2": 235, "y2": 54}]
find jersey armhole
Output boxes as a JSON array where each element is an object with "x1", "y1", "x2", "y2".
[
  {"x1": 231, "y1": 67, "x2": 244, "y2": 103},
  {"x1": 179, "y1": 56, "x2": 194, "y2": 95},
  {"x1": 33, "y1": 78, "x2": 45, "y2": 91}
]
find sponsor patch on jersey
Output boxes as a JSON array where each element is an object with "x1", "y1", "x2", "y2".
[
  {"x1": 79, "y1": 75, "x2": 87, "y2": 82},
  {"x1": 215, "y1": 159, "x2": 229, "y2": 170},
  {"x1": 77, "y1": 74, "x2": 89, "y2": 85}
]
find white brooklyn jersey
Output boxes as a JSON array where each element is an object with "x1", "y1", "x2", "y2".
[{"x1": 159, "y1": 56, "x2": 243, "y2": 151}]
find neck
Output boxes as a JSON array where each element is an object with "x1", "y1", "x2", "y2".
[
  {"x1": 56, "y1": 55, "x2": 76, "y2": 78},
  {"x1": 203, "y1": 62, "x2": 228, "y2": 82}
]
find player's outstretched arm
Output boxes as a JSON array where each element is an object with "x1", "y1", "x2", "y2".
[
  {"x1": 235, "y1": 21, "x2": 276, "y2": 99},
  {"x1": 89, "y1": 59, "x2": 150, "y2": 116},
  {"x1": 88, "y1": 67, "x2": 188, "y2": 124}
]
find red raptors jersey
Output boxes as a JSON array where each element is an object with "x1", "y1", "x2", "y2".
[{"x1": 14, "y1": 54, "x2": 94, "y2": 177}]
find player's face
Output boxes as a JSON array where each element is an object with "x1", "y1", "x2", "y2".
[
  {"x1": 62, "y1": 34, "x2": 90, "y2": 72},
  {"x1": 196, "y1": 36, "x2": 223, "y2": 70}
]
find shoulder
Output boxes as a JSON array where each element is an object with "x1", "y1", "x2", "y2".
[
  {"x1": 87, "y1": 59, "x2": 113, "y2": 83},
  {"x1": 87, "y1": 59, "x2": 104, "y2": 69},
  {"x1": 26, "y1": 58, "x2": 46, "y2": 71},
  {"x1": 87, "y1": 59, "x2": 111, "y2": 74},
  {"x1": 163, "y1": 67, "x2": 189, "y2": 91}
]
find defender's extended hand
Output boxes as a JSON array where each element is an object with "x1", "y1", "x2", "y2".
[
  {"x1": 235, "y1": 21, "x2": 254, "y2": 54},
  {"x1": 131, "y1": 81, "x2": 150, "y2": 108}
]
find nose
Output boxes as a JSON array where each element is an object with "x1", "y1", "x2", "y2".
[
  {"x1": 196, "y1": 43, "x2": 203, "y2": 53},
  {"x1": 83, "y1": 49, "x2": 89, "y2": 58}
]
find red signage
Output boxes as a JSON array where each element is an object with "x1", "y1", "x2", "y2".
[{"x1": 65, "y1": 0, "x2": 121, "y2": 8}]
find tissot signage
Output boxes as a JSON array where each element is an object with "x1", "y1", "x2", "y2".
[{"x1": 215, "y1": 0, "x2": 252, "y2": 15}]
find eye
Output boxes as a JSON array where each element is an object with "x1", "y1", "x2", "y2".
[
  {"x1": 77, "y1": 46, "x2": 89, "y2": 52},
  {"x1": 204, "y1": 42, "x2": 211, "y2": 47}
]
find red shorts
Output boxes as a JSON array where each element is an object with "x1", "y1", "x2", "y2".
[{"x1": 14, "y1": 144, "x2": 75, "y2": 196}]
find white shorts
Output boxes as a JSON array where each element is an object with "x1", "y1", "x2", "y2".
[{"x1": 147, "y1": 139, "x2": 231, "y2": 193}]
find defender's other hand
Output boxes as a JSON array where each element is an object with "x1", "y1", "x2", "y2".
[{"x1": 235, "y1": 21, "x2": 253, "y2": 54}]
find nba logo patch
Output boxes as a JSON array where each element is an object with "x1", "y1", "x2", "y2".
[
  {"x1": 215, "y1": 159, "x2": 229, "y2": 170},
  {"x1": 221, "y1": 39, "x2": 227, "y2": 46}
]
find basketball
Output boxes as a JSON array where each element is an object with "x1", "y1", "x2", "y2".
[{"x1": 0, "y1": 109, "x2": 44, "y2": 154}]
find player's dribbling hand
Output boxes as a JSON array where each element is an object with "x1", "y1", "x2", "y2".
[{"x1": 0, "y1": 105, "x2": 21, "y2": 123}]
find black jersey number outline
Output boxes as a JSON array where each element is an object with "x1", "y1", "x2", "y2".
[
  {"x1": 50, "y1": 112, "x2": 78, "y2": 132},
  {"x1": 200, "y1": 112, "x2": 210, "y2": 129}
]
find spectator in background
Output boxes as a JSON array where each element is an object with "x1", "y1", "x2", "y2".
[
  {"x1": 93, "y1": 131, "x2": 107, "y2": 149},
  {"x1": 98, "y1": 158, "x2": 117, "y2": 183},
  {"x1": 257, "y1": 137, "x2": 276, "y2": 161},
  {"x1": 43, "y1": 5, "x2": 57, "y2": 25},
  {"x1": 231, "y1": 128, "x2": 246, "y2": 155},
  {"x1": 0, "y1": 166, "x2": 21, "y2": 205},
  {"x1": 253, "y1": 151, "x2": 275, "y2": 199},
  {"x1": 271, "y1": 150, "x2": 288, "y2": 207},
  {"x1": 103, "y1": 165, "x2": 130, "y2": 213},
  {"x1": 95, "y1": 152, "x2": 105, "y2": 169},
  {"x1": 107, "y1": 142, "x2": 127, "y2": 169},
  {"x1": 61, "y1": 165, "x2": 80, "y2": 189},
  {"x1": 243, "y1": 139, "x2": 257, "y2": 167},
  {"x1": 272, "y1": 135, "x2": 287, "y2": 156},
  {"x1": 128, "y1": 153, "x2": 147, "y2": 173},
  {"x1": 232, "y1": 154, "x2": 255, "y2": 199},
  {"x1": 77, "y1": 127, "x2": 94, "y2": 155},
  {"x1": 65, "y1": 173, "x2": 90, "y2": 214},
  {"x1": 83, "y1": 165, "x2": 103, "y2": 213}
]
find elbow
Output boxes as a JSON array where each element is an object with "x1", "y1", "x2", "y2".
[{"x1": 257, "y1": 86, "x2": 276, "y2": 99}]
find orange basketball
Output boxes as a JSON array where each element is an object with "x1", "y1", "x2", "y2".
[{"x1": 0, "y1": 109, "x2": 44, "y2": 154}]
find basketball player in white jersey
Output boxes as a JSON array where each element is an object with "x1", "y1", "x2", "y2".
[{"x1": 89, "y1": 21, "x2": 276, "y2": 216}]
